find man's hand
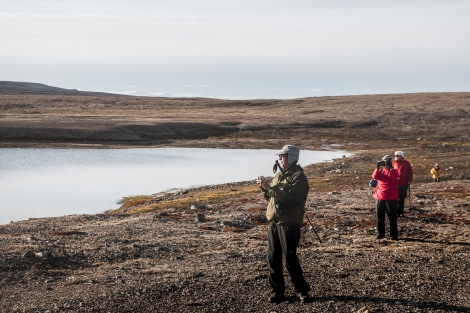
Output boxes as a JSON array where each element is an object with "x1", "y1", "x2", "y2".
[{"x1": 257, "y1": 176, "x2": 271, "y2": 191}]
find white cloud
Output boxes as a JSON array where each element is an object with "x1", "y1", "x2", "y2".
[
  {"x1": 1, "y1": 1, "x2": 469, "y2": 99},
  {"x1": 151, "y1": 91, "x2": 172, "y2": 97},
  {"x1": 116, "y1": 89, "x2": 139, "y2": 96}
]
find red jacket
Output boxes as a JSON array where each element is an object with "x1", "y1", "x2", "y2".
[
  {"x1": 392, "y1": 159, "x2": 413, "y2": 187},
  {"x1": 372, "y1": 167, "x2": 399, "y2": 200}
]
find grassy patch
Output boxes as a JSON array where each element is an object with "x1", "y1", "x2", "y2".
[
  {"x1": 116, "y1": 195, "x2": 156, "y2": 211},
  {"x1": 114, "y1": 185, "x2": 260, "y2": 215}
]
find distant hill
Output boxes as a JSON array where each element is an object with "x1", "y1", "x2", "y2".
[{"x1": 0, "y1": 81, "x2": 120, "y2": 96}]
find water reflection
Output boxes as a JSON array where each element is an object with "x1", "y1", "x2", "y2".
[{"x1": 0, "y1": 148, "x2": 348, "y2": 224}]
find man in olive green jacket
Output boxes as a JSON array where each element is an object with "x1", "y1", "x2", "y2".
[{"x1": 257, "y1": 145, "x2": 310, "y2": 303}]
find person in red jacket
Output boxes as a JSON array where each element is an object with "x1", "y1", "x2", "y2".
[
  {"x1": 392, "y1": 151, "x2": 413, "y2": 217},
  {"x1": 372, "y1": 155, "x2": 399, "y2": 240}
]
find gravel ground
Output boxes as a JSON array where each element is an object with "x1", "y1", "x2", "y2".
[
  {"x1": 1, "y1": 159, "x2": 469, "y2": 312},
  {"x1": 0, "y1": 91, "x2": 469, "y2": 312}
]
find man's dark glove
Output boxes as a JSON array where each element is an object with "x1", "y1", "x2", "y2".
[{"x1": 376, "y1": 161, "x2": 382, "y2": 169}]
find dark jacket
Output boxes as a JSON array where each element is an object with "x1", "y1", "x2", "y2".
[{"x1": 263, "y1": 164, "x2": 309, "y2": 225}]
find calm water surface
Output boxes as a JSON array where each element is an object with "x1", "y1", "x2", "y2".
[{"x1": 0, "y1": 148, "x2": 348, "y2": 224}]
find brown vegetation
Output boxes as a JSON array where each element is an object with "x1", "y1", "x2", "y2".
[
  {"x1": 1, "y1": 92, "x2": 469, "y2": 148},
  {"x1": 0, "y1": 91, "x2": 469, "y2": 312}
]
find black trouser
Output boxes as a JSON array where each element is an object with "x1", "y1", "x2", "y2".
[
  {"x1": 397, "y1": 185, "x2": 408, "y2": 215},
  {"x1": 267, "y1": 222, "x2": 310, "y2": 295},
  {"x1": 376, "y1": 199, "x2": 398, "y2": 238}
]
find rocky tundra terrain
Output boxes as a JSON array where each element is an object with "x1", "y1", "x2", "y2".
[{"x1": 0, "y1": 88, "x2": 469, "y2": 312}]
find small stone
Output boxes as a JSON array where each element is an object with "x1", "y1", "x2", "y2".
[
  {"x1": 34, "y1": 251, "x2": 57, "y2": 258},
  {"x1": 23, "y1": 251, "x2": 36, "y2": 258},
  {"x1": 196, "y1": 213, "x2": 205, "y2": 222}
]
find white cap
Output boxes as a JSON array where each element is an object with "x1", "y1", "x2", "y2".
[
  {"x1": 276, "y1": 145, "x2": 300, "y2": 164},
  {"x1": 395, "y1": 151, "x2": 404, "y2": 157}
]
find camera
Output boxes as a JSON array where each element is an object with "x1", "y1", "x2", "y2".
[{"x1": 376, "y1": 160, "x2": 386, "y2": 169}]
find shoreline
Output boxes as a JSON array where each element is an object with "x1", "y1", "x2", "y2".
[
  {"x1": 0, "y1": 146, "x2": 351, "y2": 225},
  {"x1": 1, "y1": 92, "x2": 469, "y2": 311}
]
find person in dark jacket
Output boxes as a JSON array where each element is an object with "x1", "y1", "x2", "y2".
[
  {"x1": 372, "y1": 155, "x2": 399, "y2": 240},
  {"x1": 392, "y1": 151, "x2": 413, "y2": 217},
  {"x1": 257, "y1": 145, "x2": 310, "y2": 304}
]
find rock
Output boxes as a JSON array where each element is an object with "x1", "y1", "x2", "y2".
[
  {"x1": 191, "y1": 204, "x2": 206, "y2": 210},
  {"x1": 196, "y1": 213, "x2": 205, "y2": 222},
  {"x1": 34, "y1": 251, "x2": 57, "y2": 258},
  {"x1": 23, "y1": 251, "x2": 36, "y2": 258}
]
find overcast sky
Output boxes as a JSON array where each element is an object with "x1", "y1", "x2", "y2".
[{"x1": 1, "y1": 1, "x2": 469, "y2": 99}]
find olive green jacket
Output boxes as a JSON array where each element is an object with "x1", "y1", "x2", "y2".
[{"x1": 263, "y1": 164, "x2": 309, "y2": 225}]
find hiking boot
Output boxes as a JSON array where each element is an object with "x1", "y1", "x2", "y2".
[
  {"x1": 376, "y1": 235, "x2": 385, "y2": 239},
  {"x1": 297, "y1": 292, "x2": 309, "y2": 303},
  {"x1": 268, "y1": 293, "x2": 285, "y2": 303}
]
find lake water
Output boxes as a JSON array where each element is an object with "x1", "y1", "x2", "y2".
[{"x1": 0, "y1": 147, "x2": 348, "y2": 224}]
